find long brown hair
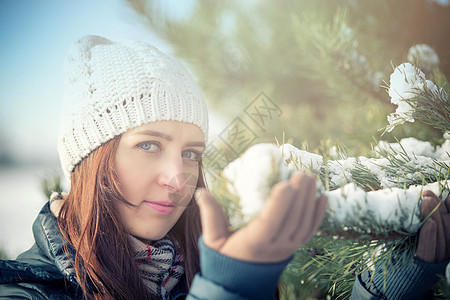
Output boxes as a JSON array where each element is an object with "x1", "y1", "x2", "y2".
[{"x1": 58, "y1": 135, "x2": 204, "y2": 299}]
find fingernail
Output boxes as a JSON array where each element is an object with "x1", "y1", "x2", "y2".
[{"x1": 194, "y1": 188, "x2": 204, "y2": 201}]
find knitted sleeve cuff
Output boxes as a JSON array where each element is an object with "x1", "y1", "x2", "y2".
[
  {"x1": 198, "y1": 236, "x2": 291, "y2": 300},
  {"x1": 369, "y1": 257, "x2": 449, "y2": 300}
]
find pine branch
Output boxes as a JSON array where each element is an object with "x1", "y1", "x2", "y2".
[
  {"x1": 318, "y1": 229, "x2": 407, "y2": 241},
  {"x1": 40, "y1": 173, "x2": 63, "y2": 199},
  {"x1": 289, "y1": 8, "x2": 389, "y2": 106},
  {"x1": 222, "y1": 142, "x2": 450, "y2": 237},
  {"x1": 407, "y1": 85, "x2": 450, "y2": 133},
  {"x1": 385, "y1": 62, "x2": 450, "y2": 134},
  {"x1": 287, "y1": 234, "x2": 416, "y2": 299}
]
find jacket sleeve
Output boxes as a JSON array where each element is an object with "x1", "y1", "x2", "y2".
[
  {"x1": 349, "y1": 274, "x2": 380, "y2": 300},
  {"x1": 350, "y1": 257, "x2": 449, "y2": 300},
  {"x1": 0, "y1": 282, "x2": 48, "y2": 300},
  {"x1": 187, "y1": 237, "x2": 291, "y2": 300}
]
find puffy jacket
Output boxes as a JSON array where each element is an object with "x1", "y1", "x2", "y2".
[
  {"x1": 0, "y1": 202, "x2": 188, "y2": 299},
  {"x1": 0, "y1": 202, "x2": 83, "y2": 298}
]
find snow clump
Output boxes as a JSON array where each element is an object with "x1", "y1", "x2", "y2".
[
  {"x1": 223, "y1": 143, "x2": 292, "y2": 223},
  {"x1": 387, "y1": 63, "x2": 439, "y2": 132},
  {"x1": 376, "y1": 137, "x2": 436, "y2": 158},
  {"x1": 375, "y1": 137, "x2": 450, "y2": 161},
  {"x1": 279, "y1": 143, "x2": 323, "y2": 172},
  {"x1": 407, "y1": 44, "x2": 440, "y2": 72},
  {"x1": 325, "y1": 180, "x2": 449, "y2": 233}
]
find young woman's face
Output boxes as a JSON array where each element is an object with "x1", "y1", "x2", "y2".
[{"x1": 115, "y1": 121, "x2": 205, "y2": 241}]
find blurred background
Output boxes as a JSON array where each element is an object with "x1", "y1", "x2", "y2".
[{"x1": 1, "y1": 0, "x2": 449, "y2": 288}]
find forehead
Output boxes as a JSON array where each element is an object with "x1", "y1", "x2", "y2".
[{"x1": 125, "y1": 121, "x2": 205, "y2": 142}]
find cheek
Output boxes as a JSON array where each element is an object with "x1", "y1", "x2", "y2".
[
  {"x1": 185, "y1": 165, "x2": 200, "y2": 192},
  {"x1": 116, "y1": 157, "x2": 153, "y2": 202},
  {"x1": 184, "y1": 162, "x2": 200, "y2": 183}
]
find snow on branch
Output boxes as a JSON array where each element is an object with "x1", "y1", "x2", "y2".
[
  {"x1": 223, "y1": 140, "x2": 450, "y2": 238},
  {"x1": 385, "y1": 61, "x2": 449, "y2": 133}
]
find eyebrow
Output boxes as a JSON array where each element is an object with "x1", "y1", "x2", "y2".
[{"x1": 132, "y1": 130, "x2": 206, "y2": 148}]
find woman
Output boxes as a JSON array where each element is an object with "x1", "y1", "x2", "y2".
[
  {"x1": 0, "y1": 35, "x2": 448, "y2": 300},
  {"x1": 0, "y1": 35, "x2": 327, "y2": 299}
]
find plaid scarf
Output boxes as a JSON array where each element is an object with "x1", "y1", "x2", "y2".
[{"x1": 129, "y1": 235, "x2": 184, "y2": 300}]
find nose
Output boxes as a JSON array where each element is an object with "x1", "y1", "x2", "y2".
[
  {"x1": 168, "y1": 173, "x2": 187, "y2": 192},
  {"x1": 158, "y1": 157, "x2": 186, "y2": 192}
]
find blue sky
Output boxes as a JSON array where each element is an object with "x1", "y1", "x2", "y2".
[{"x1": 0, "y1": 0, "x2": 176, "y2": 163}]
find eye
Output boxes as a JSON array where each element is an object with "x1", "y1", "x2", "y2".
[
  {"x1": 138, "y1": 142, "x2": 160, "y2": 153},
  {"x1": 182, "y1": 150, "x2": 201, "y2": 162}
]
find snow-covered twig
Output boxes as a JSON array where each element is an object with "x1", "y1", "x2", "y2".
[
  {"x1": 385, "y1": 62, "x2": 449, "y2": 133},
  {"x1": 223, "y1": 141, "x2": 450, "y2": 237}
]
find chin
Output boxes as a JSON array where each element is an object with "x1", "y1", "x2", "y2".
[
  {"x1": 137, "y1": 230, "x2": 169, "y2": 242},
  {"x1": 149, "y1": 233, "x2": 167, "y2": 241}
]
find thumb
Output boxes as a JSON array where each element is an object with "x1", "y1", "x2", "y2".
[{"x1": 195, "y1": 188, "x2": 231, "y2": 250}]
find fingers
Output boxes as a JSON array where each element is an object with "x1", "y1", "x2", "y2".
[
  {"x1": 258, "y1": 181, "x2": 296, "y2": 241},
  {"x1": 419, "y1": 191, "x2": 448, "y2": 262},
  {"x1": 293, "y1": 195, "x2": 328, "y2": 244},
  {"x1": 258, "y1": 172, "x2": 326, "y2": 248},
  {"x1": 445, "y1": 193, "x2": 450, "y2": 213},
  {"x1": 443, "y1": 214, "x2": 450, "y2": 259},
  {"x1": 208, "y1": 173, "x2": 326, "y2": 263},
  {"x1": 286, "y1": 174, "x2": 318, "y2": 242},
  {"x1": 422, "y1": 190, "x2": 446, "y2": 214},
  {"x1": 195, "y1": 188, "x2": 230, "y2": 250},
  {"x1": 443, "y1": 194, "x2": 450, "y2": 258},
  {"x1": 416, "y1": 219, "x2": 437, "y2": 263},
  {"x1": 422, "y1": 194, "x2": 446, "y2": 261},
  {"x1": 286, "y1": 174, "x2": 327, "y2": 246}
]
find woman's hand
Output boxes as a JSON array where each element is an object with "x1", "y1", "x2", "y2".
[
  {"x1": 195, "y1": 172, "x2": 328, "y2": 263},
  {"x1": 416, "y1": 190, "x2": 450, "y2": 263}
]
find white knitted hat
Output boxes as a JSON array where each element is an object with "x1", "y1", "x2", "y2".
[{"x1": 58, "y1": 35, "x2": 209, "y2": 180}]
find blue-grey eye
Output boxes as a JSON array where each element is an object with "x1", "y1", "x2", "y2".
[
  {"x1": 182, "y1": 151, "x2": 200, "y2": 161},
  {"x1": 139, "y1": 142, "x2": 159, "y2": 152}
]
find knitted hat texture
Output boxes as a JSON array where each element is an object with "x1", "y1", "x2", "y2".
[{"x1": 58, "y1": 35, "x2": 208, "y2": 180}]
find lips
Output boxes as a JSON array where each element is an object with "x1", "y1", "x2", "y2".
[{"x1": 144, "y1": 201, "x2": 175, "y2": 215}]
